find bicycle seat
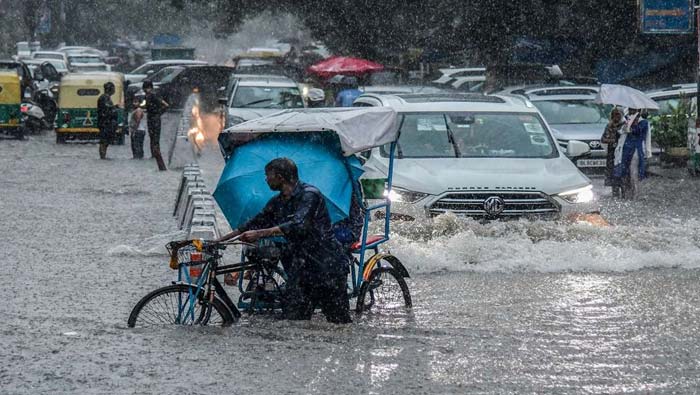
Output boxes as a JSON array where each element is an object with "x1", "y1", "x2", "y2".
[{"x1": 351, "y1": 235, "x2": 385, "y2": 252}]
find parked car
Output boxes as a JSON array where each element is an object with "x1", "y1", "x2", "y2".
[
  {"x1": 67, "y1": 53, "x2": 111, "y2": 72},
  {"x1": 497, "y1": 85, "x2": 610, "y2": 170},
  {"x1": 125, "y1": 59, "x2": 207, "y2": 86},
  {"x1": 136, "y1": 65, "x2": 234, "y2": 109},
  {"x1": 71, "y1": 63, "x2": 111, "y2": 73},
  {"x1": 433, "y1": 67, "x2": 487, "y2": 91},
  {"x1": 358, "y1": 85, "x2": 447, "y2": 96},
  {"x1": 646, "y1": 83, "x2": 697, "y2": 115},
  {"x1": 26, "y1": 58, "x2": 68, "y2": 75},
  {"x1": 57, "y1": 46, "x2": 108, "y2": 58},
  {"x1": 352, "y1": 92, "x2": 598, "y2": 220},
  {"x1": 32, "y1": 51, "x2": 69, "y2": 65},
  {"x1": 221, "y1": 74, "x2": 305, "y2": 128}
]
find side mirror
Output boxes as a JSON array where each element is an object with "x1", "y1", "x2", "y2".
[
  {"x1": 146, "y1": 70, "x2": 154, "y2": 75},
  {"x1": 566, "y1": 140, "x2": 591, "y2": 157},
  {"x1": 218, "y1": 97, "x2": 228, "y2": 106}
]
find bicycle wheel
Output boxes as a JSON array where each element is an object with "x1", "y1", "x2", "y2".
[
  {"x1": 356, "y1": 267, "x2": 412, "y2": 314},
  {"x1": 127, "y1": 284, "x2": 235, "y2": 328}
]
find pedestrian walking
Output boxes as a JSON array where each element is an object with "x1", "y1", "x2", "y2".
[
  {"x1": 601, "y1": 107, "x2": 624, "y2": 194},
  {"x1": 613, "y1": 109, "x2": 648, "y2": 199},
  {"x1": 127, "y1": 96, "x2": 147, "y2": 159},
  {"x1": 143, "y1": 81, "x2": 168, "y2": 171},
  {"x1": 97, "y1": 82, "x2": 119, "y2": 160}
]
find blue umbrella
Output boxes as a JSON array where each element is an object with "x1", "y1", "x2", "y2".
[{"x1": 214, "y1": 133, "x2": 362, "y2": 229}]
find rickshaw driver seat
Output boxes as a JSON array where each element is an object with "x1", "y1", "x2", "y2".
[{"x1": 350, "y1": 235, "x2": 385, "y2": 253}]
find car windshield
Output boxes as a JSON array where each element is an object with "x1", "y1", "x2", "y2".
[
  {"x1": 130, "y1": 63, "x2": 155, "y2": 74},
  {"x1": 48, "y1": 60, "x2": 68, "y2": 71},
  {"x1": 384, "y1": 112, "x2": 557, "y2": 158},
  {"x1": 532, "y1": 99, "x2": 608, "y2": 124},
  {"x1": 231, "y1": 86, "x2": 304, "y2": 108},
  {"x1": 149, "y1": 67, "x2": 182, "y2": 83},
  {"x1": 69, "y1": 56, "x2": 101, "y2": 64}
]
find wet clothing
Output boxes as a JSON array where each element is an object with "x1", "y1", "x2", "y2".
[
  {"x1": 332, "y1": 188, "x2": 365, "y2": 249},
  {"x1": 601, "y1": 120, "x2": 623, "y2": 185},
  {"x1": 97, "y1": 93, "x2": 117, "y2": 144},
  {"x1": 335, "y1": 88, "x2": 362, "y2": 107},
  {"x1": 239, "y1": 182, "x2": 352, "y2": 323},
  {"x1": 144, "y1": 91, "x2": 167, "y2": 170},
  {"x1": 614, "y1": 119, "x2": 648, "y2": 181},
  {"x1": 128, "y1": 108, "x2": 146, "y2": 159}
]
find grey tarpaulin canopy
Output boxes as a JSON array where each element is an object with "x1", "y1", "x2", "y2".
[{"x1": 218, "y1": 107, "x2": 400, "y2": 157}]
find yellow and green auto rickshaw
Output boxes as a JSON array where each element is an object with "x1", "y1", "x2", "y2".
[
  {"x1": 0, "y1": 70, "x2": 24, "y2": 139},
  {"x1": 56, "y1": 72, "x2": 125, "y2": 144}
]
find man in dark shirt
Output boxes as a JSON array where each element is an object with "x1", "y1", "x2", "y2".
[
  {"x1": 97, "y1": 82, "x2": 118, "y2": 159},
  {"x1": 217, "y1": 158, "x2": 352, "y2": 324},
  {"x1": 143, "y1": 81, "x2": 168, "y2": 171}
]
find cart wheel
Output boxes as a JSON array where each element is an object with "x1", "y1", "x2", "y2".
[
  {"x1": 356, "y1": 267, "x2": 411, "y2": 314},
  {"x1": 128, "y1": 284, "x2": 235, "y2": 328}
]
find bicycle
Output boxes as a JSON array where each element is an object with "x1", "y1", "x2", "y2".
[{"x1": 127, "y1": 238, "x2": 284, "y2": 327}]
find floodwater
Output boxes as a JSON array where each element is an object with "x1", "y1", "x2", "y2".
[{"x1": 2, "y1": 117, "x2": 700, "y2": 394}]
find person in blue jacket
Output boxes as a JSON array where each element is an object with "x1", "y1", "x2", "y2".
[
  {"x1": 216, "y1": 158, "x2": 352, "y2": 324},
  {"x1": 334, "y1": 77, "x2": 362, "y2": 107},
  {"x1": 613, "y1": 108, "x2": 648, "y2": 198}
]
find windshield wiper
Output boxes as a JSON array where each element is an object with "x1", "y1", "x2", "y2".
[
  {"x1": 241, "y1": 98, "x2": 273, "y2": 107},
  {"x1": 443, "y1": 114, "x2": 461, "y2": 158}
]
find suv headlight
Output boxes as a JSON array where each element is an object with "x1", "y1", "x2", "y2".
[
  {"x1": 383, "y1": 187, "x2": 428, "y2": 203},
  {"x1": 558, "y1": 185, "x2": 594, "y2": 204}
]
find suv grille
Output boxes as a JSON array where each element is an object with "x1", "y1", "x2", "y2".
[{"x1": 429, "y1": 191, "x2": 559, "y2": 217}]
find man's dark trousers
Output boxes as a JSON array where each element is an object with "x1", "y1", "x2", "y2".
[{"x1": 147, "y1": 117, "x2": 167, "y2": 171}]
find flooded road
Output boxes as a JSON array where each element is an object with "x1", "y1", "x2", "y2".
[{"x1": 2, "y1": 122, "x2": 700, "y2": 394}]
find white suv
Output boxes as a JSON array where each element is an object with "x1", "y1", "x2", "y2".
[
  {"x1": 222, "y1": 74, "x2": 305, "y2": 128},
  {"x1": 353, "y1": 93, "x2": 600, "y2": 220}
]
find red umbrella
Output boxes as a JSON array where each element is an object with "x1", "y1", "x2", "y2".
[{"x1": 307, "y1": 56, "x2": 384, "y2": 78}]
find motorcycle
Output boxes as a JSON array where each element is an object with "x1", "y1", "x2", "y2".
[{"x1": 20, "y1": 100, "x2": 52, "y2": 135}]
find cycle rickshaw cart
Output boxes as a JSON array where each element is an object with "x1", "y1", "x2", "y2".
[{"x1": 128, "y1": 107, "x2": 412, "y2": 327}]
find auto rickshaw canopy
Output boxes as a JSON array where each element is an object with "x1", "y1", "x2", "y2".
[
  {"x1": 0, "y1": 71, "x2": 21, "y2": 104},
  {"x1": 58, "y1": 72, "x2": 124, "y2": 108}
]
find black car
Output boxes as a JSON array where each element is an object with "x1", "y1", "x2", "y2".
[{"x1": 130, "y1": 65, "x2": 234, "y2": 110}]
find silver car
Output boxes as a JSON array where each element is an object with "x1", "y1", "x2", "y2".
[{"x1": 500, "y1": 85, "x2": 610, "y2": 169}]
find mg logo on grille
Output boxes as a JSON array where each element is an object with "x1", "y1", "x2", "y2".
[
  {"x1": 589, "y1": 140, "x2": 602, "y2": 149},
  {"x1": 483, "y1": 196, "x2": 505, "y2": 216}
]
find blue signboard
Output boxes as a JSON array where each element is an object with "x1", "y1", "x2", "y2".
[{"x1": 640, "y1": 0, "x2": 694, "y2": 34}]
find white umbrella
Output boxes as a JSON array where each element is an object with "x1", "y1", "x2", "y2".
[{"x1": 594, "y1": 84, "x2": 660, "y2": 110}]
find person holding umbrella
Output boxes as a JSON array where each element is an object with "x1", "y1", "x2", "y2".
[
  {"x1": 594, "y1": 84, "x2": 659, "y2": 199},
  {"x1": 216, "y1": 158, "x2": 353, "y2": 324},
  {"x1": 613, "y1": 108, "x2": 649, "y2": 199}
]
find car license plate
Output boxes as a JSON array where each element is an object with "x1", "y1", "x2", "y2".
[{"x1": 577, "y1": 159, "x2": 606, "y2": 168}]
